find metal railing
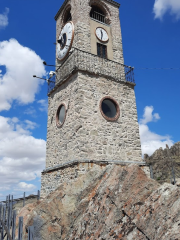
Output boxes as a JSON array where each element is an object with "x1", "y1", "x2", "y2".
[
  {"x1": 0, "y1": 192, "x2": 39, "y2": 240},
  {"x1": 48, "y1": 48, "x2": 135, "y2": 94},
  {"x1": 48, "y1": 76, "x2": 56, "y2": 94},
  {"x1": 0, "y1": 191, "x2": 40, "y2": 206},
  {"x1": 90, "y1": 11, "x2": 106, "y2": 24},
  {"x1": 148, "y1": 144, "x2": 180, "y2": 185},
  {"x1": 150, "y1": 159, "x2": 180, "y2": 184}
]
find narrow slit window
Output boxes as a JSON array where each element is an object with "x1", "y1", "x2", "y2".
[{"x1": 97, "y1": 43, "x2": 107, "y2": 59}]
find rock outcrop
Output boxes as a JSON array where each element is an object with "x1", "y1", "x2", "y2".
[
  {"x1": 145, "y1": 142, "x2": 180, "y2": 184},
  {"x1": 18, "y1": 164, "x2": 180, "y2": 240}
]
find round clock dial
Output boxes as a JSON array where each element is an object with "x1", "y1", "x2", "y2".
[
  {"x1": 95, "y1": 27, "x2": 109, "y2": 42},
  {"x1": 57, "y1": 21, "x2": 74, "y2": 61}
]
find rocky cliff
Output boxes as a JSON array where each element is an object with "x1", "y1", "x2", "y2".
[
  {"x1": 17, "y1": 164, "x2": 180, "y2": 240},
  {"x1": 145, "y1": 142, "x2": 180, "y2": 184}
]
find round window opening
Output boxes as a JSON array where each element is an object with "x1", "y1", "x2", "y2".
[
  {"x1": 56, "y1": 104, "x2": 66, "y2": 127},
  {"x1": 100, "y1": 97, "x2": 120, "y2": 121}
]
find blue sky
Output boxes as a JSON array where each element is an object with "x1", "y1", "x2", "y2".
[{"x1": 0, "y1": 0, "x2": 180, "y2": 199}]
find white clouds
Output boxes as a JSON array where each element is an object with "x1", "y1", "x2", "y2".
[
  {"x1": 140, "y1": 106, "x2": 160, "y2": 125},
  {"x1": 0, "y1": 116, "x2": 46, "y2": 193},
  {"x1": 0, "y1": 8, "x2": 9, "y2": 29},
  {"x1": 139, "y1": 106, "x2": 173, "y2": 156},
  {"x1": 153, "y1": 0, "x2": 180, "y2": 20},
  {"x1": 15, "y1": 182, "x2": 36, "y2": 192},
  {"x1": 24, "y1": 120, "x2": 38, "y2": 130},
  {"x1": 24, "y1": 100, "x2": 48, "y2": 118},
  {"x1": 38, "y1": 99, "x2": 48, "y2": 112},
  {"x1": 0, "y1": 39, "x2": 46, "y2": 111},
  {"x1": 24, "y1": 106, "x2": 37, "y2": 117}
]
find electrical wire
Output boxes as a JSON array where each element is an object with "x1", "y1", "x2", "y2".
[{"x1": 134, "y1": 67, "x2": 180, "y2": 70}]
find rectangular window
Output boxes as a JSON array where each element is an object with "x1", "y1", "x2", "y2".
[{"x1": 97, "y1": 43, "x2": 107, "y2": 59}]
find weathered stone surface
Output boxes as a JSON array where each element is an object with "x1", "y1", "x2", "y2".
[{"x1": 20, "y1": 164, "x2": 180, "y2": 239}]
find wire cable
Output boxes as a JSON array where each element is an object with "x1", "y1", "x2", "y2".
[{"x1": 134, "y1": 67, "x2": 180, "y2": 70}]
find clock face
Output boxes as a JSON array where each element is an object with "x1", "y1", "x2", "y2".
[
  {"x1": 57, "y1": 21, "x2": 74, "y2": 61},
  {"x1": 95, "y1": 27, "x2": 109, "y2": 42}
]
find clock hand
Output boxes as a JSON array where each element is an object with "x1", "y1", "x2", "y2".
[
  {"x1": 58, "y1": 36, "x2": 65, "y2": 48},
  {"x1": 101, "y1": 29, "x2": 103, "y2": 40}
]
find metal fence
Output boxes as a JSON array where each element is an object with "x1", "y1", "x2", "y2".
[
  {"x1": 0, "y1": 191, "x2": 40, "y2": 207},
  {"x1": 145, "y1": 143, "x2": 180, "y2": 185},
  {"x1": 90, "y1": 11, "x2": 106, "y2": 24},
  {"x1": 47, "y1": 48, "x2": 135, "y2": 94},
  {"x1": 150, "y1": 159, "x2": 180, "y2": 185},
  {"x1": 0, "y1": 191, "x2": 40, "y2": 240}
]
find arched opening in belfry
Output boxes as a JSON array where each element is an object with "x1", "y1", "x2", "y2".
[
  {"x1": 63, "y1": 8, "x2": 72, "y2": 24},
  {"x1": 90, "y1": 5, "x2": 106, "y2": 24}
]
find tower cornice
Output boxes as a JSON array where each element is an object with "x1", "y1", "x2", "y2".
[{"x1": 54, "y1": 0, "x2": 120, "y2": 21}]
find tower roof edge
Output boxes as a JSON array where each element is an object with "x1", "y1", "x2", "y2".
[
  {"x1": 104, "y1": 0, "x2": 120, "y2": 8},
  {"x1": 54, "y1": 0, "x2": 69, "y2": 21},
  {"x1": 54, "y1": 0, "x2": 120, "y2": 21}
]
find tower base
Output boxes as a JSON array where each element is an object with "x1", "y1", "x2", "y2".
[{"x1": 41, "y1": 160, "x2": 149, "y2": 198}]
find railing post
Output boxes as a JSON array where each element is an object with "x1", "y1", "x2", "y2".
[
  {"x1": 12, "y1": 211, "x2": 16, "y2": 240},
  {"x1": 6, "y1": 196, "x2": 8, "y2": 209},
  {"x1": 37, "y1": 190, "x2": 40, "y2": 201},
  {"x1": 6, "y1": 195, "x2": 10, "y2": 240},
  {"x1": 0, "y1": 203, "x2": 2, "y2": 221},
  {"x1": 150, "y1": 165, "x2": 154, "y2": 179},
  {"x1": 171, "y1": 165, "x2": 176, "y2": 185},
  {"x1": 18, "y1": 217, "x2": 23, "y2": 240},
  {"x1": 23, "y1": 192, "x2": 25, "y2": 207},
  {"x1": 28, "y1": 226, "x2": 34, "y2": 240},
  {"x1": 0, "y1": 207, "x2": 1, "y2": 226},
  {"x1": 1, "y1": 206, "x2": 6, "y2": 240},
  {"x1": 7, "y1": 195, "x2": 12, "y2": 240}
]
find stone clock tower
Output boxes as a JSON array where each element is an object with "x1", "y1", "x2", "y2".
[{"x1": 41, "y1": 0, "x2": 144, "y2": 197}]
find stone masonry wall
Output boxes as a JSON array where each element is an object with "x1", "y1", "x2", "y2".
[
  {"x1": 46, "y1": 71, "x2": 142, "y2": 169},
  {"x1": 71, "y1": 0, "x2": 91, "y2": 52},
  {"x1": 109, "y1": 2, "x2": 124, "y2": 63}
]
